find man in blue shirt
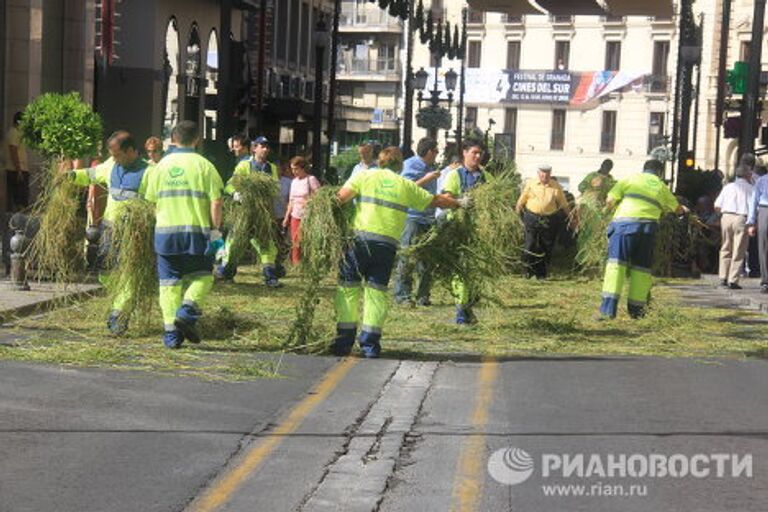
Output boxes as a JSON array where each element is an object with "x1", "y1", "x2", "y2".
[
  {"x1": 747, "y1": 161, "x2": 768, "y2": 293},
  {"x1": 394, "y1": 137, "x2": 442, "y2": 305}
]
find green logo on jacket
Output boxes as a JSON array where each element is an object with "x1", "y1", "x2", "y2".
[{"x1": 168, "y1": 167, "x2": 185, "y2": 178}]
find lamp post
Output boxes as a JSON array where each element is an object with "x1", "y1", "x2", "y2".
[
  {"x1": 413, "y1": 65, "x2": 458, "y2": 140},
  {"x1": 313, "y1": 15, "x2": 329, "y2": 180}
]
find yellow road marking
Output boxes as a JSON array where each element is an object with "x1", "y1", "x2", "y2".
[
  {"x1": 189, "y1": 357, "x2": 358, "y2": 512},
  {"x1": 450, "y1": 357, "x2": 500, "y2": 512}
]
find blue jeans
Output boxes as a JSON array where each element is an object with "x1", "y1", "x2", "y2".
[{"x1": 394, "y1": 219, "x2": 433, "y2": 303}]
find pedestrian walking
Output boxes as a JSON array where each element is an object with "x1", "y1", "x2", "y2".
[
  {"x1": 715, "y1": 164, "x2": 753, "y2": 289},
  {"x1": 349, "y1": 142, "x2": 376, "y2": 180},
  {"x1": 394, "y1": 137, "x2": 442, "y2": 306},
  {"x1": 218, "y1": 135, "x2": 283, "y2": 287},
  {"x1": 746, "y1": 161, "x2": 768, "y2": 293},
  {"x1": 332, "y1": 146, "x2": 466, "y2": 358},
  {"x1": 516, "y1": 163, "x2": 573, "y2": 280},
  {"x1": 64, "y1": 131, "x2": 154, "y2": 335},
  {"x1": 442, "y1": 140, "x2": 494, "y2": 324},
  {"x1": 578, "y1": 158, "x2": 616, "y2": 202},
  {"x1": 282, "y1": 156, "x2": 320, "y2": 264},
  {"x1": 143, "y1": 121, "x2": 224, "y2": 348},
  {"x1": 598, "y1": 159, "x2": 687, "y2": 319}
]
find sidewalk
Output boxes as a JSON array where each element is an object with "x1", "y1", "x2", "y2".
[
  {"x1": 669, "y1": 274, "x2": 768, "y2": 313},
  {"x1": 0, "y1": 280, "x2": 101, "y2": 323}
]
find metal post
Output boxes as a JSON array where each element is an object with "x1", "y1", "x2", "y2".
[
  {"x1": 255, "y1": 0, "x2": 267, "y2": 134},
  {"x1": 739, "y1": 0, "x2": 767, "y2": 158},
  {"x1": 456, "y1": 7, "x2": 467, "y2": 152},
  {"x1": 692, "y1": 14, "x2": 704, "y2": 159},
  {"x1": 714, "y1": 0, "x2": 732, "y2": 171},
  {"x1": 325, "y1": 0, "x2": 341, "y2": 176},
  {"x1": 403, "y1": 0, "x2": 415, "y2": 152},
  {"x1": 313, "y1": 44, "x2": 325, "y2": 180},
  {"x1": 218, "y1": 0, "x2": 234, "y2": 143}
]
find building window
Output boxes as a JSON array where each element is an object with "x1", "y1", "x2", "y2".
[
  {"x1": 468, "y1": 41, "x2": 482, "y2": 68},
  {"x1": 555, "y1": 41, "x2": 569, "y2": 70},
  {"x1": 467, "y1": 7, "x2": 484, "y2": 24},
  {"x1": 651, "y1": 40, "x2": 670, "y2": 92},
  {"x1": 507, "y1": 41, "x2": 521, "y2": 70},
  {"x1": 504, "y1": 108, "x2": 517, "y2": 134},
  {"x1": 601, "y1": 111, "x2": 617, "y2": 153},
  {"x1": 551, "y1": 109, "x2": 566, "y2": 150},
  {"x1": 300, "y1": 2, "x2": 310, "y2": 67},
  {"x1": 648, "y1": 112, "x2": 665, "y2": 153},
  {"x1": 605, "y1": 41, "x2": 621, "y2": 71},
  {"x1": 740, "y1": 41, "x2": 751, "y2": 62},
  {"x1": 466, "y1": 107, "x2": 478, "y2": 129}
]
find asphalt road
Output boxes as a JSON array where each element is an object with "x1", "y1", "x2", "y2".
[{"x1": 0, "y1": 355, "x2": 766, "y2": 512}]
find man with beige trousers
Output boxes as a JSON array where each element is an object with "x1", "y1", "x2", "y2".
[{"x1": 715, "y1": 164, "x2": 754, "y2": 289}]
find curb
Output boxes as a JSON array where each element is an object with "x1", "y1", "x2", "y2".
[{"x1": 0, "y1": 285, "x2": 103, "y2": 324}]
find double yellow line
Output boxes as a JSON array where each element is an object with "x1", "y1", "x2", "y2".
[
  {"x1": 189, "y1": 357, "x2": 358, "y2": 512},
  {"x1": 450, "y1": 357, "x2": 500, "y2": 512}
]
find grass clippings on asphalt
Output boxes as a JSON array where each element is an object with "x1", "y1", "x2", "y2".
[{"x1": 2, "y1": 266, "x2": 767, "y2": 380}]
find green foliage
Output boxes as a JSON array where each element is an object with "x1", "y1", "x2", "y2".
[
  {"x1": 331, "y1": 148, "x2": 361, "y2": 182},
  {"x1": 19, "y1": 92, "x2": 102, "y2": 159}
]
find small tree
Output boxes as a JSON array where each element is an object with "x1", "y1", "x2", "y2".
[{"x1": 19, "y1": 92, "x2": 102, "y2": 159}]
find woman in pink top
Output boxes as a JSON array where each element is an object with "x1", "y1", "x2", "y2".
[{"x1": 282, "y1": 156, "x2": 321, "y2": 264}]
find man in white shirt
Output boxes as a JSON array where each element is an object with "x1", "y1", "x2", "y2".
[{"x1": 715, "y1": 164, "x2": 754, "y2": 289}]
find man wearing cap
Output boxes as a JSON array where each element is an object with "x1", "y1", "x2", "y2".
[
  {"x1": 218, "y1": 135, "x2": 284, "y2": 287},
  {"x1": 516, "y1": 164, "x2": 573, "y2": 279},
  {"x1": 598, "y1": 159, "x2": 686, "y2": 319}
]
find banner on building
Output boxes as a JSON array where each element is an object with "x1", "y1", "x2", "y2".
[{"x1": 425, "y1": 68, "x2": 648, "y2": 107}]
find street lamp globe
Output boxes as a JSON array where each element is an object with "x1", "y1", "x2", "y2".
[
  {"x1": 414, "y1": 67, "x2": 429, "y2": 91},
  {"x1": 445, "y1": 68, "x2": 458, "y2": 91}
]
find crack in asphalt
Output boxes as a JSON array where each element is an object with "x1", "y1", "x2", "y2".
[
  {"x1": 295, "y1": 361, "x2": 403, "y2": 512},
  {"x1": 374, "y1": 361, "x2": 442, "y2": 511}
]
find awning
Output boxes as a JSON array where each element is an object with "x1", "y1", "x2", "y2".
[{"x1": 467, "y1": 0, "x2": 675, "y2": 17}]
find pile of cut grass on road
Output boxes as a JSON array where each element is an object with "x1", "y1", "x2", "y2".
[{"x1": 1, "y1": 266, "x2": 766, "y2": 380}]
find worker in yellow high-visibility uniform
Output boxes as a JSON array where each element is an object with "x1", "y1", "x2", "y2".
[
  {"x1": 599, "y1": 159, "x2": 687, "y2": 319},
  {"x1": 65, "y1": 131, "x2": 154, "y2": 335},
  {"x1": 144, "y1": 121, "x2": 224, "y2": 348},
  {"x1": 216, "y1": 135, "x2": 283, "y2": 287},
  {"x1": 333, "y1": 146, "x2": 466, "y2": 358},
  {"x1": 441, "y1": 139, "x2": 494, "y2": 324}
]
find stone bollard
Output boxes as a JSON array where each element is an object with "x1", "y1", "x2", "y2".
[
  {"x1": 85, "y1": 225, "x2": 102, "y2": 272},
  {"x1": 8, "y1": 214, "x2": 31, "y2": 291}
]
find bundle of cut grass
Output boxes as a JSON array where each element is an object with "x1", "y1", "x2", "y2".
[
  {"x1": 573, "y1": 196, "x2": 610, "y2": 276},
  {"x1": 286, "y1": 187, "x2": 352, "y2": 350},
  {"x1": 653, "y1": 212, "x2": 705, "y2": 277},
  {"x1": 103, "y1": 200, "x2": 157, "y2": 325},
  {"x1": 223, "y1": 172, "x2": 278, "y2": 265},
  {"x1": 405, "y1": 171, "x2": 524, "y2": 302},
  {"x1": 27, "y1": 164, "x2": 87, "y2": 282}
]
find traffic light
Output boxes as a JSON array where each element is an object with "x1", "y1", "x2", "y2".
[
  {"x1": 683, "y1": 151, "x2": 696, "y2": 170},
  {"x1": 727, "y1": 61, "x2": 748, "y2": 94}
]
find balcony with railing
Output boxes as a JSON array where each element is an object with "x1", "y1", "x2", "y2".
[
  {"x1": 645, "y1": 75, "x2": 670, "y2": 94},
  {"x1": 337, "y1": 57, "x2": 401, "y2": 81},
  {"x1": 502, "y1": 14, "x2": 524, "y2": 25},
  {"x1": 602, "y1": 15, "x2": 626, "y2": 25},
  {"x1": 340, "y1": 1, "x2": 403, "y2": 32},
  {"x1": 551, "y1": 15, "x2": 574, "y2": 26},
  {"x1": 467, "y1": 8, "x2": 485, "y2": 25}
]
